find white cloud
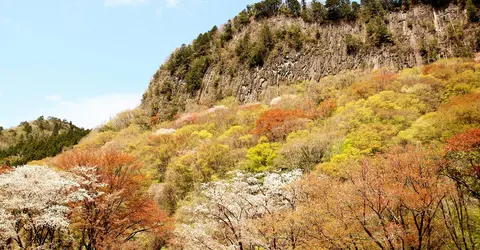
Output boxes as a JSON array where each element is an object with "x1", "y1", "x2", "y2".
[
  {"x1": 166, "y1": 0, "x2": 180, "y2": 7},
  {"x1": 104, "y1": 0, "x2": 149, "y2": 7},
  {"x1": 42, "y1": 93, "x2": 141, "y2": 129},
  {"x1": 45, "y1": 95, "x2": 63, "y2": 101}
]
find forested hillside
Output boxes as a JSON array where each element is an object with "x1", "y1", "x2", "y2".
[
  {"x1": 0, "y1": 116, "x2": 90, "y2": 167},
  {"x1": 142, "y1": 0, "x2": 480, "y2": 123},
  {"x1": 9, "y1": 58, "x2": 477, "y2": 249}
]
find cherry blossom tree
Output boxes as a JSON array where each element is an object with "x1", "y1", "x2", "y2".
[
  {"x1": 0, "y1": 165, "x2": 83, "y2": 249},
  {"x1": 174, "y1": 170, "x2": 303, "y2": 250}
]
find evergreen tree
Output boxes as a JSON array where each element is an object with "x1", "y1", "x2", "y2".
[
  {"x1": 467, "y1": 0, "x2": 478, "y2": 22},
  {"x1": 221, "y1": 20, "x2": 234, "y2": 45},
  {"x1": 286, "y1": 0, "x2": 302, "y2": 17},
  {"x1": 311, "y1": 0, "x2": 326, "y2": 23}
]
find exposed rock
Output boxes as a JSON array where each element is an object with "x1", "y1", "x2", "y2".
[{"x1": 142, "y1": 4, "x2": 479, "y2": 122}]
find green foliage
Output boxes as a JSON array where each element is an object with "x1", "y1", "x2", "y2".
[
  {"x1": 325, "y1": 0, "x2": 342, "y2": 20},
  {"x1": 166, "y1": 44, "x2": 193, "y2": 77},
  {"x1": 220, "y1": 20, "x2": 234, "y2": 45},
  {"x1": 398, "y1": 92, "x2": 480, "y2": 143},
  {"x1": 185, "y1": 56, "x2": 210, "y2": 93},
  {"x1": 275, "y1": 130, "x2": 343, "y2": 171},
  {"x1": 311, "y1": 0, "x2": 327, "y2": 23},
  {"x1": 366, "y1": 16, "x2": 393, "y2": 46},
  {"x1": 0, "y1": 118, "x2": 90, "y2": 166},
  {"x1": 192, "y1": 32, "x2": 213, "y2": 57},
  {"x1": 286, "y1": 0, "x2": 302, "y2": 17},
  {"x1": 250, "y1": 0, "x2": 282, "y2": 20},
  {"x1": 276, "y1": 25, "x2": 304, "y2": 51},
  {"x1": 197, "y1": 143, "x2": 235, "y2": 181},
  {"x1": 324, "y1": 0, "x2": 356, "y2": 20},
  {"x1": 476, "y1": 30, "x2": 480, "y2": 51},
  {"x1": 419, "y1": 38, "x2": 440, "y2": 64},
  {"x1": 345, "y1": 34, "x2": 362, "y2": 55},
  {"x1": 46, "y1": 59, "x2": 480, "y2": 247},
  {"x1": 237, "y1": 24, "x2": 275, "y2": 68},
  {"x1": 466, "y1": 0, "x2": 478, "y2": 22},
  {"x1": 234, "y1": 10, "x2": 251, "y2": 31},
  {"x1": 245, "y1": 142, "x2": 280, "y2": 172},
  {"x1": 236, "y1": 32, "x2": 251, "y2": 63}
]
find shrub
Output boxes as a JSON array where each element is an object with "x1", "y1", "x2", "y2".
[
  {"x1": 253, "y1": 24, "x2": 275, "y2": 67},
  {"x1": 345, "y1": 34, "x2": 362, "y2": 55},
  {"x1": 245, "y1": 142, "x2": 280, "y2": 172},
  {"x1": 275, "y1": 130, "x2": 342, "y2": 171},
  {"x1": 253, "y1": 108, "x2": 311, "y2": 141},
  {"x1": 419, "y1": 38, "x2": 440, "y2": 64},
  {"x1": 366, "y1": 16, "x2": 393, "y2": 46}
]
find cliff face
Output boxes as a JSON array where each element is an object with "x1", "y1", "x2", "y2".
[{"x1": 142, "y1": 4, "x2": 479, "y2": 120}]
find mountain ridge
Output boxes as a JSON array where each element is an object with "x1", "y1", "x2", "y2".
[{"x1": 142, "y1": 2, "x2": 480, "y2": 123}]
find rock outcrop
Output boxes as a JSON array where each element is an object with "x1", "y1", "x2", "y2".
[{"x1": 142, "y1": 4, "x2": 479, "y2": 121}]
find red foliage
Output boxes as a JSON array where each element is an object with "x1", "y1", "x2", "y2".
[
  {"x1": 445, "y1": 129, "x2": 480, "y2": 200},
  {"x1": 440, "y1": 92, "x2": 480, "y2": 110},
  {"x1": 422, "y1": 64, "x2": 436, "y2": 75},
  {"x1": 253, "y1": 108, "x2": 311, "y2": 141},
  {"x1": 150, "y1": 115, "x2": 160, "y2": 125},
  {"x1": 422, "y1": 63, "x2": 448, "y2": 75},
  {"x1": 0, "y1": 163, "x2": 11, "y2": 174},
  {"x1": 173, "y1": 113, "x2": 183, "y2": 120},
  {"x1": 446, "y1": 128, "x2": 480, "y2": 152},
  {"x1": 374, "y1": 72, "x2": 397, "y2": 85},
  {"x1": 56, "y1": 149, "x2": 173, "y2": 249},
  {"x1": 318, "y1": 98, "x2": 337, "y2": 118}
]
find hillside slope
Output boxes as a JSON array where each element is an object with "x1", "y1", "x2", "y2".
[
  {"x1": 3, "y1": 0, "x2": 480, "y2": 248},
  {"x1": 142, "y1": 2, "x2": 480, "y2": 123},
  {"x1": 49, "y1": 58, "x2": 480, "y2": 249},
  {"x1": 0, "y1": 116, "x2": 90, "y2": 166}
]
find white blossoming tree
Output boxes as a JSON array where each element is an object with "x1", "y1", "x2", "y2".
[
  {"x1": 174, "y1": 170, "x2": 304, "y2": 250},
  {"x1": 0, "y1": 165, "x2": 83, "y2": 249}
]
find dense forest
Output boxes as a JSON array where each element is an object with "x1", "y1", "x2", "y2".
[
  {"x1": 1, "y1": 0, "x2": 480, "y2": 249},
  {"x1": 0, "y1": 116, "x2": 90, "y2": 167}
]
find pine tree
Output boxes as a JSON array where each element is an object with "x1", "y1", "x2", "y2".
[{"x1": 286, "y1": 0, "x2": 302, "y2": 17}]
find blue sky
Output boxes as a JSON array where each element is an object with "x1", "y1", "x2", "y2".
[{"x1": 0, "y1": 0, "x2": 258, "y2": 129}]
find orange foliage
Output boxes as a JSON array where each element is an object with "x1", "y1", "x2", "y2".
[
  {"x1": 0, "y1": 163, "x2": 11, "y2": 174},
  {"x1": 422, "y1": 63, "x2": 456, "y2": 79},
  {"x1": 445, "y1": 129, "x2": 480, "y2": 200},
  {"x1": 300, "y1": 146, "x2": 456, "y2": 249},
  {"x1": 446, "y1": 128, "x2": 480, "y2": 152},
  {"x1": 56, "y1": 149, "x2": 173, "y2": 249},
  {"x1": 349, "y1": 72, "x2": 398, "y2": 100},
  {"x1": 422, "y1": 64, "x2": 436, "y2": 75},
  {"x1": 374, "y1": 72, "x2": 397, "y2": 85},
  {"x1": 318, "y1": 98, "x2": 337, "y2": 118},
  {"x1": 440, "y1": 92, "x2": 480, "y2": 110},
  {"x1": 253, "y1": 108, "x2": 311, "y2": 141}
]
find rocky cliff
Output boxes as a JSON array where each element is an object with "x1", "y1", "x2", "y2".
[{"x1": 142, "y1": 4, "x2": 479, "y2": 121}]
